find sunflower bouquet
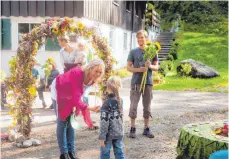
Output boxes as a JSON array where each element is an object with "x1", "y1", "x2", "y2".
[{"x1": 139, "y1": 41, "x2": 161, "y2": 94}]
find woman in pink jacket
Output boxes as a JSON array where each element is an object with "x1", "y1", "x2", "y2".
[{"x1": 51, "y1": 58, "x2": 105, "y2": 159}]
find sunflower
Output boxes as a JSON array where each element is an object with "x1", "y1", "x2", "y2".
[
  {"x1": 155, "y1": 42, "x2": 161, "y2": 52},
  {"x1": 77, "y1": 22, "x2": 84, "y2": 30},
  {"x1": 52, "y1": 27, "x2": 59, "y2": 34},
  {"x1": 146, "y1": 40, "x2": 152, "y2": 46}
]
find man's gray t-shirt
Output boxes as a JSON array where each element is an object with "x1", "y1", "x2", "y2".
[{"x1": 127, "y1": 47, "x2": 158, "y2": 85}]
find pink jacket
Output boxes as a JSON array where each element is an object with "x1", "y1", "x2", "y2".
[{"x1": 56, "y1": 67, "x2": 93, "y2": 128}]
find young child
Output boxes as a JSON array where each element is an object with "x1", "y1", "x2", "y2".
[
  {"x1": 99, "y1": 76, "x2": 125, "y2": 159},
  {"x1": 75, "y1": 39, "x2": 87, "y2": 67}
]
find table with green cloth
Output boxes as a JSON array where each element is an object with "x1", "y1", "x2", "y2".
[{"x1": 176, "y1": 122, "x2": 228, "y2": 159}]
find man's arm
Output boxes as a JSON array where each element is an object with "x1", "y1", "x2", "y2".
[
  {"x1": 127, "y1": 61, "x2": 147, "y2": 73},
  {"x1": 149, "y1": 60, "x2": 159, "y2": 71}
]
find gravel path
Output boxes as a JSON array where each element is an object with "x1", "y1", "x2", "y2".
[{"x1": 1, "y1": 77, "x2": 228, "y2": 159}]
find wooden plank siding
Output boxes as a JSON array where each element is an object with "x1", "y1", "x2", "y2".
[
  {"x1": 1, "y1": 1, "x2": 146, "y2": 32},
  {"x1": 1, "y1": 1, "x2": 84, "y2": 18},
  {"x1": 1, "y1": 1, "x2": 11, "y2": 17},
  {"x1": 84, "y1": 1, "x2": 146, "y2": 32}
]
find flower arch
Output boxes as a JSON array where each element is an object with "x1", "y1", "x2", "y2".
[{"x1": 7, "y1": 17, "x2": 116, "y2": 138}]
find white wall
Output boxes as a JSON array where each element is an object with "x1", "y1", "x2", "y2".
[
  {"x1": 1, "y1": 17, "x2": 64, "y2": 76},
  {"x1": 1, "y1": 17, "x2": 147, "y2": 76},
  {"x1": 80, "y1": 18, "x2": 134, "y2": 69}
]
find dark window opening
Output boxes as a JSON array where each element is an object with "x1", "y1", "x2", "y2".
[{"x1": 126, "y1": 1, "x2": 131, "y2": 11}]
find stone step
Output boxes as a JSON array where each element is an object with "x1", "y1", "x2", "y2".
[
  {"x1": 158, "y1": 57, "x2": 167, "y2": 62},
  {"x1": 159, "y1": 51, "x2": 170, "y2": 54},
  {"x1": 159, "y1": 43, "x2": 173, "y2": 46},
  {"x1": 157, "y1": 40, "x2": 174, "y2": 42},
  {"x1": 160, "y1": 41, "x2": 172, "y2": 43},
  {"x1": 157, "y1": 36, "x2": 175, "y2": 38},
  {"x1": 160, "y1": 48, "x2": 171, "y2": 50},
  {"x1": 158, "y1": 52, "x2": 170, "y2": 55},
  {"x1": 157, "y1": 38, "x2": 174, "y2": 40},
  {"x1": 160, "y1": 32, "x2": 174, "y2": 35},
  {"x1": 160, "y1": 49, "x2": 171, "y2": 52},
  {"x1": 157, "y1": 39, "x2": 173, "y2": 42},
  {"x1": 157, "y1": 35, "x2": 174, "y2": 37},
  {"x1": 159, "y1": 42, "x2": 172, "y2": 46},
  {"x1": 159, "y1": 54, "x2": 169, "y2": 57}
]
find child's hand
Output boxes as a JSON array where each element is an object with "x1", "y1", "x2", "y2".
[
  {"x1": 88, "y1": 105, "x2": 100, "y2": 112},
  {"x1": 100, "y1": 140, "x2": 105, "y2": 147},
  {"x1": 95, "y1": 106, "x2": 101, "y2": 113}
]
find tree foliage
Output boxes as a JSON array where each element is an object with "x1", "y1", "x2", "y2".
[{"x1": 150, "y1": 1, "x2": 228, "y2": 32}]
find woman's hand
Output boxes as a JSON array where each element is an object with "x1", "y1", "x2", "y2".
[
  {"x1": 88, "y1": 105, "x2": 100, "y2": 112},
  {"x1": 72, "y1": 107, "x2": 76, "y2": 113},
  {"x1": 100, "y1": 140, "x2": 105, "y2": 147}
]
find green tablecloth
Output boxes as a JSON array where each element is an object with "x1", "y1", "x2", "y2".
[{"x1": 176, "y1": 122, "x2": 228, "y2": 159}]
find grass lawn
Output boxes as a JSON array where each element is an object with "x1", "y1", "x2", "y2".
[
  {"x1": 114, "y1": 67, "x2": 131, "y2": 78},
  {"x1": 154, "y1": 32, "x2": 228, "y2": 92}
]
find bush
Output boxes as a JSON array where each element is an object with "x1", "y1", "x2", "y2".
[
  {"x1": 159, "y1": 61, "x2": 174, "y2": 76},
  {"x1": 169, "y1": 41, "x2": 179, "y2": 60},
  {"x1": 184, "y1": 22, "x2": 228, "y2": 35},
  {"x1": 166, "y1": 54, "x2": 174, "y2": 61},
  {"x1": 177, "y1": 63, "x2": 192, "y2": 76},
  {"x1": 167, "y1": 61, "x2": 174, "y2": 71}
]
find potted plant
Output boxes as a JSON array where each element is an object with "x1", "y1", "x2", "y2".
[{"x1": 153, "y1": 72, "x2": 164, "y2": 84}]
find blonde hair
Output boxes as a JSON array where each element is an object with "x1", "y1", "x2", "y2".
[
  {"x1": 106, "y1": 76, "x2": 122, "y2": 113},
  {"x1": 136, "y1": 30, "x2": 148, "y2": 38},
  {"x1": 57, "y1": 35, "x2": 70, "y2": 43},
  {"x1": 83, "y1": 58, "x2": 105, "y2": 84}
]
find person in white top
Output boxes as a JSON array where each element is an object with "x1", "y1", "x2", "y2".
[{"x1": 57, "y1": 35, "x2": 78, "y2": 73}]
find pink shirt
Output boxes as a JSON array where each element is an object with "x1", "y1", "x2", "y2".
[{"x1": 56, "y1": 67, "x2": 93, "y2": 128}]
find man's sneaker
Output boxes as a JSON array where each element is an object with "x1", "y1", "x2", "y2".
[
  {"x1": 143, "y1": 127, "x2": 154, "y2": 138},
  {"x1": 129, "y1": 127, "x2": 136, "y2": 138}
]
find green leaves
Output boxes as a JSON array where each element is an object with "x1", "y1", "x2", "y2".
[{"x1": 143, "y1": 42, "x2": 157, "y2": 60}]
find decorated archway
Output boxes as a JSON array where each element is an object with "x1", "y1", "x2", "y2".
[{"x1": 7, "y1": 17, "x2": 116, "y2": 139}]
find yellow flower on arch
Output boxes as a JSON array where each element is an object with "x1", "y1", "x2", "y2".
[
  {"x1": 69, "y1": 26, "x2": 75, "y2": 32},
  {"x1": 77, "y1": 22, "x2": 84, "y2": 30},
  {"x1": 87, "y1": 31, "x2": 92, "y2": 37},
  {"x1": 52, "y1": 27, "x2": 59, "y2": 34},
  {"x1": 12, "y1": 119, "x2": 17, "y2": 126},
  {"x1": 33, "y1": 41, "x2": 39, "y2": 49},
  {"x1": 28, "y1": 86, "x2": 37, "y2": 97},
  {"x1": 32, "y1": 49, "x2": 37, "y2": 55},
  {"x1": 64, "y1": 17, "x2": 72, "y2": 23}
]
